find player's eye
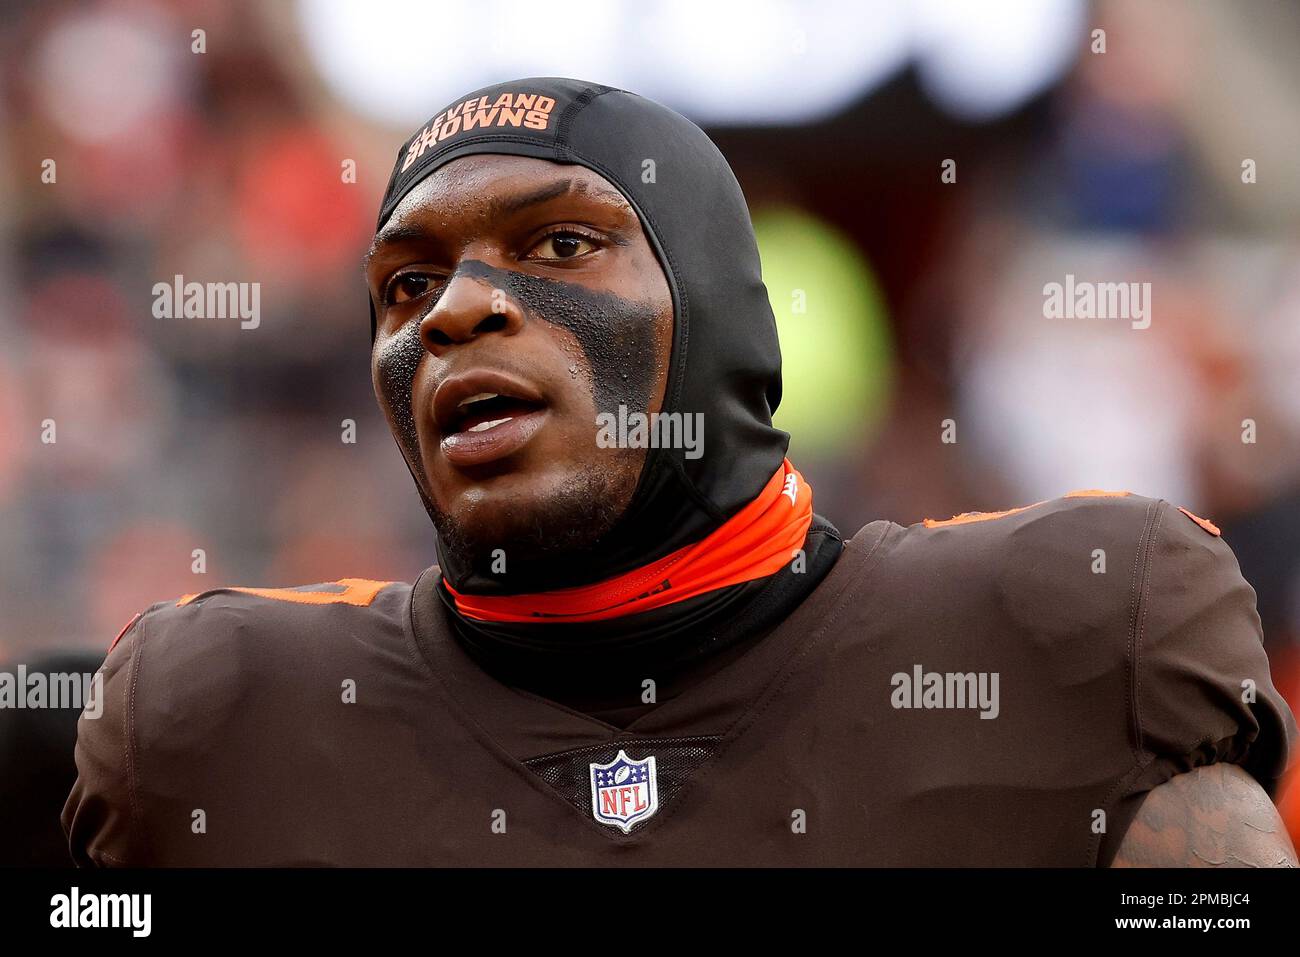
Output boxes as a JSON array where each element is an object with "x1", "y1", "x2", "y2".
[
  {"x1": 525, "y1": 229, "x2": 600, "y2": 262},
  {"x1": 384, "y1": 271, "x2": 438, "y2": 305}
]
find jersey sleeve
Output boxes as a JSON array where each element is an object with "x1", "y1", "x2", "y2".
[
  {"x1": 61, "y1": 613, "x2": 150, "y2": 867},
  {"x1": 1101, "y1": 501, "x2": 1298, "y2": 864}
]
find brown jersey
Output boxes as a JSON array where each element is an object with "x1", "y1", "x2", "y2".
[{"x1": 62, "y1": 492, "x2": 1296, "y2": 866}]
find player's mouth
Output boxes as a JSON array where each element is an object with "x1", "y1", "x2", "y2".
[{"x1": 433, "y1": 370, "x2": 548, "y2": 468}]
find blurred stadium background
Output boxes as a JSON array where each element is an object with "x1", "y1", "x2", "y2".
[{"x1": 3, "y1": 0, "x2": 1300, "y2": 860}]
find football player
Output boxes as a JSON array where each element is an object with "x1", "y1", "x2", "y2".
[{"x1": 64, "y1": 78, "x2": 1297, "y2": 866}]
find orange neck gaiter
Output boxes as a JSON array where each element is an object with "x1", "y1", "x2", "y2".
[{"x1": 445, "y1": 459, "x2": 813, "y2": 624}]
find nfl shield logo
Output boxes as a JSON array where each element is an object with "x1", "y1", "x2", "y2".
[{"x1": 589, "y1": 749, "x2": 658, "y2": 832}]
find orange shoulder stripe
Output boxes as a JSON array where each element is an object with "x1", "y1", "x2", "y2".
[
  {"x1": 1177, "y1": 506, "x2": 1221, "y2": 536},
  {"x1": 176, "y1": 578, "x2": 394, "y2": 608},
  {"x1": 922, "y1": 489, "x2": 1131, "y2": 529},
  {"x1": 923, "y1": 502, "x2": 1043, "y2": 529}
]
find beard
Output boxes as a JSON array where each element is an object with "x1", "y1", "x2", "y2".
[{"x1": 424, "y1": 454, "x2": 640, "y2": 572}]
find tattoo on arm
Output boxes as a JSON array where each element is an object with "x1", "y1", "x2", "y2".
[{"x1": 1111, "y1": 763, "x2": 1298, "y2": 868}]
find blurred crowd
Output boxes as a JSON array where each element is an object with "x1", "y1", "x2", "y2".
[{"x1": 2, "y1": 0, "x2": 1299, "y2": 853}]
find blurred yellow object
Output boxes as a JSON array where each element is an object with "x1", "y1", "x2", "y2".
[{"x1": 753, "y1": 206, "x2": 894, "y2": 458}]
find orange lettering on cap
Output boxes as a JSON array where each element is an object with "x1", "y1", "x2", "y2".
[
  {"x1": 462, "y1": 108, "x2": 499, "y2": 131},
  {"x1": 400, "y1": 92, "x2": 557, "y2": 163}
]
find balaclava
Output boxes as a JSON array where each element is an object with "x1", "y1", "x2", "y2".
[{"x1": 373, "y1": 77, "x2": 789, "y2": 596}]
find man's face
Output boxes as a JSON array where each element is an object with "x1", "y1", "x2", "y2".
[{"x1": 365, "y1": 155, "x2": 673, "y2": 567}]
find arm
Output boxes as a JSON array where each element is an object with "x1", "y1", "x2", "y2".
[
  {"x1": 1109, "y1": 501, "x2": 1298, "y2": 867},
  {"x1": 62, "y1": 615, "x2": 145, "y2": 866},
  {"x1": 1110, "y1": 763, "x2": 1297, "y2": 867}
]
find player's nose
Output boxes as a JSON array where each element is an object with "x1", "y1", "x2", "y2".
[{"x1": 419, "y1": 270, "x2": 525, "y2": 356}]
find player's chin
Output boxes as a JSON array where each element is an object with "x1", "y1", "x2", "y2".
[{"x1": 429, "y1": 455, "x2": 633, "y2": 559}]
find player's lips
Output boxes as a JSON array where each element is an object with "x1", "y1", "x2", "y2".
[{"x1": 433, "y1": 370, "x2": 548, "y2": 468}]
